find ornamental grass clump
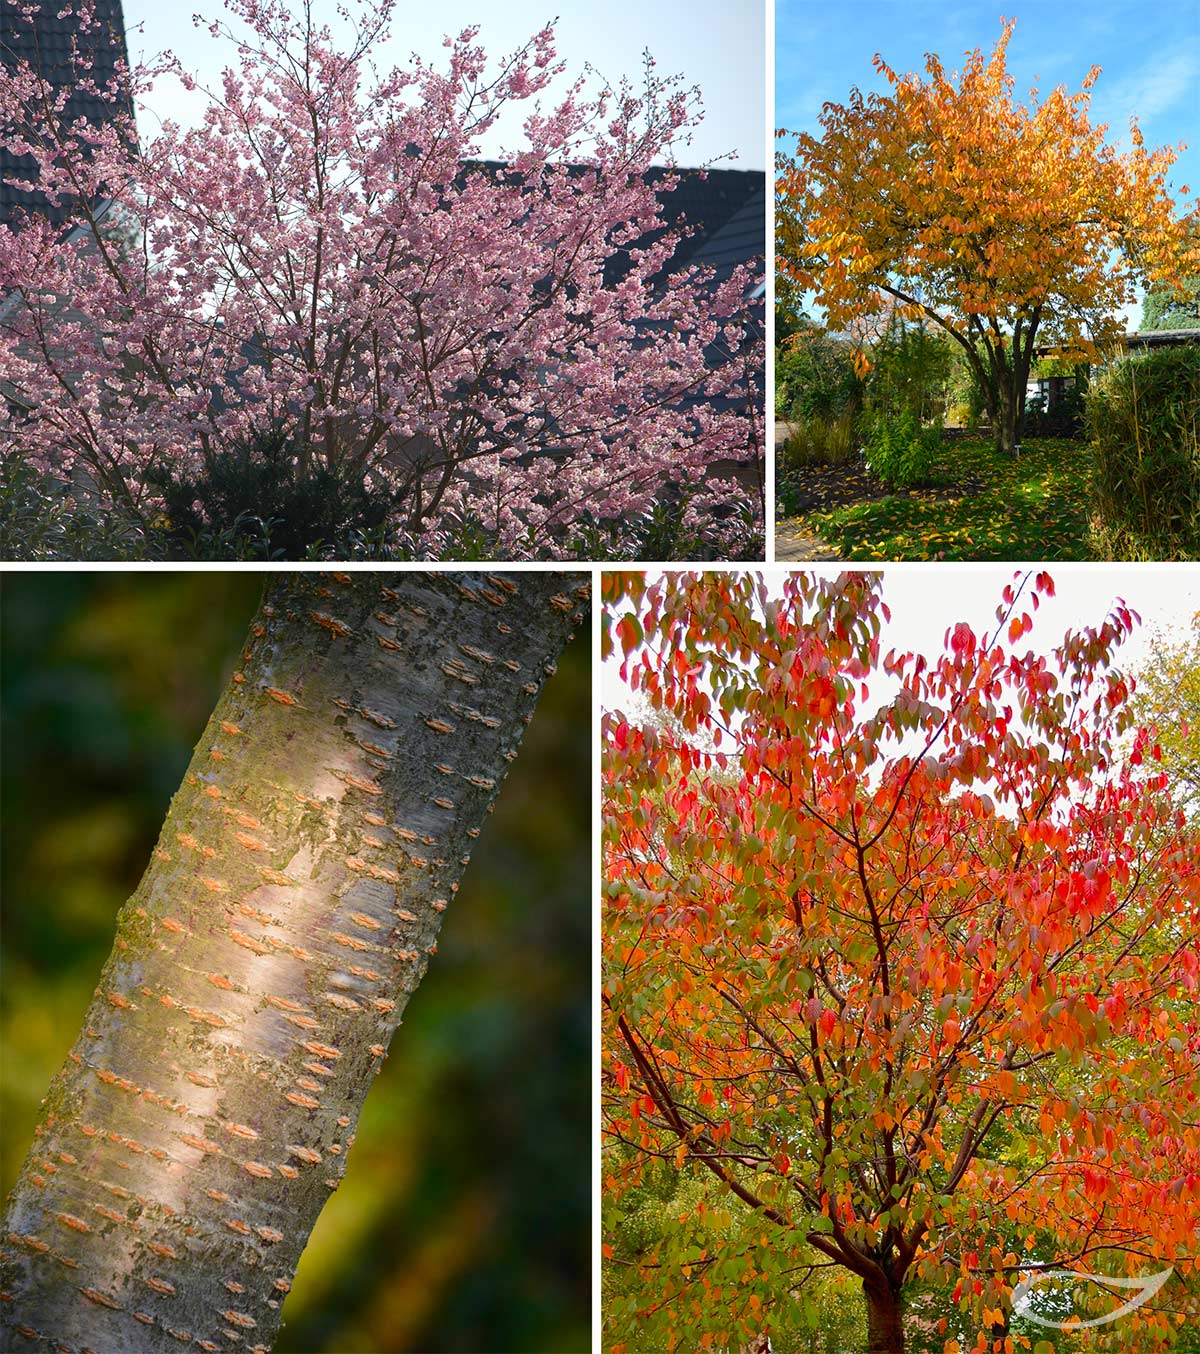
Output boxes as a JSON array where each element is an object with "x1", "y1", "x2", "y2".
[
  {"x1": 780, "y1": 410, "x2": 857, "y2": 470},
  {"x1": 1087, "y1": 345, "x2": 1200, "y2": 559}
]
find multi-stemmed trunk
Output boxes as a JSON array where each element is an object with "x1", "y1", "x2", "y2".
[
  {"x1": 0, "y1": 570, "x2": 587, "y2": 1353},
  {"x1": 981, "y1": 312, "x2": 1039, "y2": 457},
  {"x1": 877, "y1": 288, "x2": 1040, "y2": 459}
]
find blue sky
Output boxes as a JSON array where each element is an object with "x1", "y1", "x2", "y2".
[
  {"x1": 123, "y1": 0, "x2": 765, "y2": 170},
  {"x1": 776, "y1": 0, "x2": 1200, "y2": 325}
]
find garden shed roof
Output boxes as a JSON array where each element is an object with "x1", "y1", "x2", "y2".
[{"x1": 1126, "y1": 328, "x2": 1200, "y2": 348}]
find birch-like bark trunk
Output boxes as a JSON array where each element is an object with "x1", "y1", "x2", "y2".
[{"x1": 0, "y1": 569, "x2": 588, "y2": 1354}]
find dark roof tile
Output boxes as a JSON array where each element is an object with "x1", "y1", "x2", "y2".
[
  {"x1": 1, "y1": 0, "x2": 134, "y2": 227},
  {"x1": 685, "y1": 183, "x2": 766, "y2": 287}
]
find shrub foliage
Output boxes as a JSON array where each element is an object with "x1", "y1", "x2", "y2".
[
  {"x1": 862, "y1": 407, "x2": 942, "y2": 489},
  {"x1": 1087, "y1": 345, "x2": 1200, "y2": 559}
]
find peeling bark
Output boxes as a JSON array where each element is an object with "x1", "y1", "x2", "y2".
[{"x1": 0, "y1": 570, "x2": 588, "y2": 1354}]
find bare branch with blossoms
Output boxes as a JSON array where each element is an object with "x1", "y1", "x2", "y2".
[{"x1": 0, "y1": 0, "x2": 763, "y2": 558}]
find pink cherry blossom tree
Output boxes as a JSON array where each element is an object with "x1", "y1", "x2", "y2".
[{"x1": 0, "y1": 0, "x2": 763, "y2": 558}]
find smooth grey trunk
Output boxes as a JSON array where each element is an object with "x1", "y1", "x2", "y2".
[{"x1": 0, "y1": 570, "x2": 587, "y2": 1354}]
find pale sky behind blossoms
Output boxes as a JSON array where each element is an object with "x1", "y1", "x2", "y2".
[{"x1": 122, "y1": 0, "x2": 766, "y2": 170}]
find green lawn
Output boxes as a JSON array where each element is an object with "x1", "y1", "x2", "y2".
[{"x1": 778, "y1": 436, "x2": 1097, "y2": 560}]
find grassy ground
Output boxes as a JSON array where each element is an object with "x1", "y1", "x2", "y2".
[{"x1": 777, "y1": 435, "x2": 1095, "y2": 560}]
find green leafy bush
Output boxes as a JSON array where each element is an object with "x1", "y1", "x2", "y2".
[
  {"x1": 776, "y1": 328, "x2": 864, "y2": 421},
  {"x1": 1, "y1": 443, "x2": 405, "y2": 562},
  {"x1": 1087, "y1": 345, "x2": 1200, "y2": 559},
  {"x1": 566, "y1": 488, "x2": 763, "y2": 562},
  {"x1": 863, "y1": 409, "x2": 942, "y2": 488},
  {"x1": 0, "y1": 455, "x2": 151, "y2": 560},
  {"x1": 147, "y1": 423, "x2": 403, "y2": 559}
]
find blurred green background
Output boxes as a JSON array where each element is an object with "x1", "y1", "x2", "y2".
[{"x1": 0, "y1": 572, "x2": 591, "y2": 1353}]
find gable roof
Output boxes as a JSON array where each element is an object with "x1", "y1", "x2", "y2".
[
  {"x1": 683, "y1": 180, "x2": 766, "y2": 290},
  {"x1": 0, "y1": 0, "x2": 135, "y2": 229}
]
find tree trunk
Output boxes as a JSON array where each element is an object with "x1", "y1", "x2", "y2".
[
  {"x1": 990, "y1": 340, "x2": 1033, "y2": 457},
  {"x1": 969, "y1": 343, "x2": 1007, "y2": 456},
  {"x1": 0, "y1": 569, "x2": 587, "y2": 1354},
  {"x1": 993, "y1": 375, "x2": 1019, "y2": 456},
  {"x1": 863, "y1": 1276, "x2": 905, "y2": 1354}
]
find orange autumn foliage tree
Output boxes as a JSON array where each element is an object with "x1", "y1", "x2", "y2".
[
  {"x1": 776, "y1": 21, "x2": 1200, "y2": 455},
  {"x1": 601, "y1": 571, "x2": 1200, "y2": 1354}
]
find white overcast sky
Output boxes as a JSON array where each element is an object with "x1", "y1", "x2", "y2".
[
  {"x1": 121, "y1": 0, "x2": 766, "y2": 170},
  {"x1": 603, "y1": 565, "x2": 1200, "y2": 717}
]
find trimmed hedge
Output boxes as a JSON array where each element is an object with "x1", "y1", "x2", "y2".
[{"x1": 1087, "y1": 345, "x2": 1200, "y2": 559}]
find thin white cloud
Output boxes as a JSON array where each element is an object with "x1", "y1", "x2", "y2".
[{"x1": 1091, "y1": 47, "x2": 1199, "y2": 132}]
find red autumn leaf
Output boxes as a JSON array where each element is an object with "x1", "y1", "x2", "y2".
[
  {"x1": 616, "y1": 614, "x2": 644, "y2": 658},
  {"x1": 602, "y1": 570, "x2": 1200, "y2": 1350}
]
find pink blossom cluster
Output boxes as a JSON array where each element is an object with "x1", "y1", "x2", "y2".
[{"x1": 0, "y1": 0, "x2": 763, "y2": 557}]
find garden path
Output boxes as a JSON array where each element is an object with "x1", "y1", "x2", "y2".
[
  {"x1": 774, "y1": 518, "x2": 843, "y2": 561},
  {"x1": 774, "y1": 420, "x2": 843, "y2": 560}
]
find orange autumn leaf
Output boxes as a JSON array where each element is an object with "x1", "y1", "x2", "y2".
[{"x1": 776, "y1": 20, "x2": 1199, "y2": 456}]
